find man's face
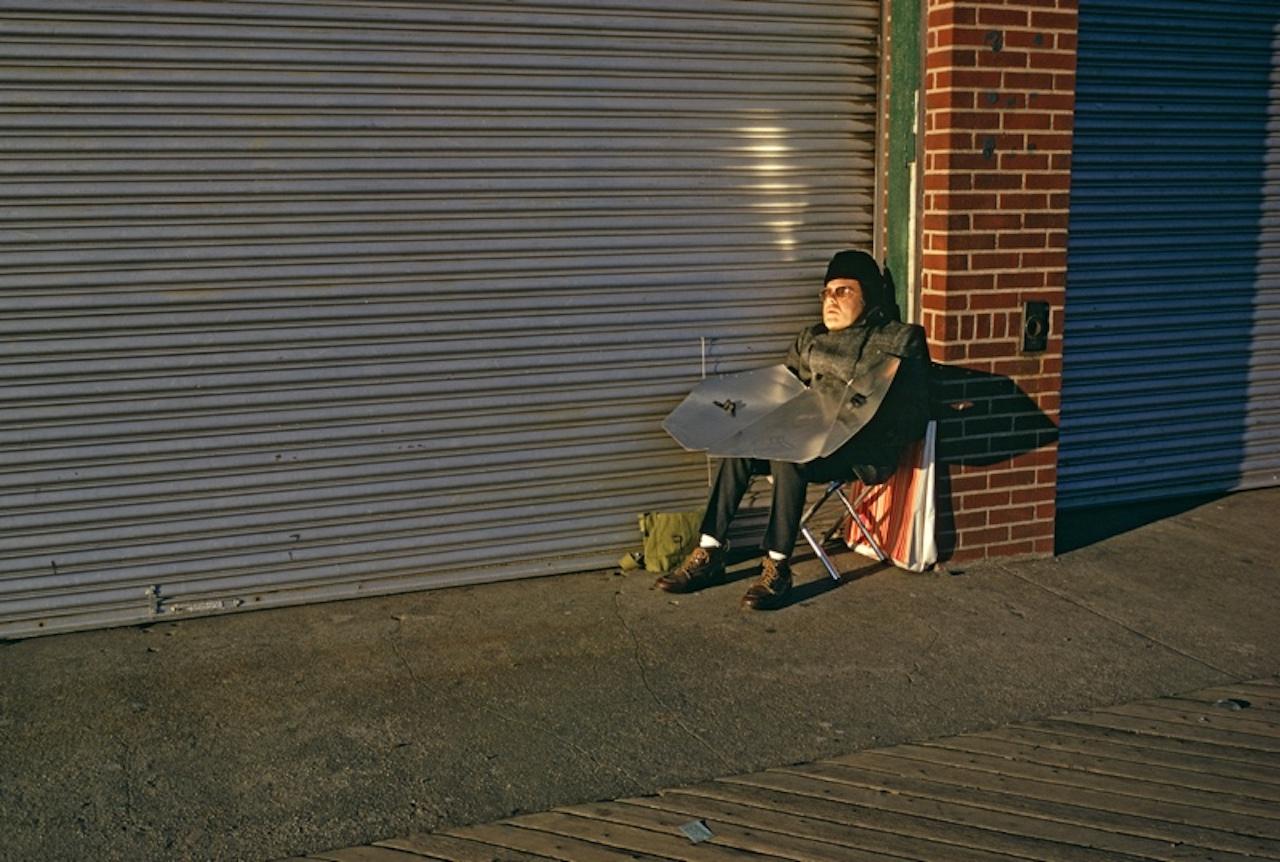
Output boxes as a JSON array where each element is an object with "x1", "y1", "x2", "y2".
[{"x1": 821, "y1": 278, "x2": 866, "y2": 331}]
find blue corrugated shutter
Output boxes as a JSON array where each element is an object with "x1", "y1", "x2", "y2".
[
  {"x1": 0, "y1": 0, "x2": 881, "y2": 637},
  {"x1": 1058, "y1": 0, "x2": 1280, "y2": 508}
]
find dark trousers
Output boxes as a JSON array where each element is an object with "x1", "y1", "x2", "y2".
[{"x1": 698, "y1": 439, "x2": 886, "y2": 557}]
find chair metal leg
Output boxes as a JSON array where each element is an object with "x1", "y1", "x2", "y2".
[
  {"x1": 835, "y1": 485, "x2": 890, "y2": 564},
  {"x1": 798, "y1": 479, "x2": 893, "y2": 579},
  {"x1": 798, "y1": 481, "x2": 841, "y2": 525},
  {"x1": 800, "y1": 524, "x2": 842, "y2": 581},
  {"x1": 799, "y1": 481, "x2": 846, "y2": 581}
]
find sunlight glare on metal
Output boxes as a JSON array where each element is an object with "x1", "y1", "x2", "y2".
[{"x1": 739, "y1": 120, "x2": 806, "y2": 259}]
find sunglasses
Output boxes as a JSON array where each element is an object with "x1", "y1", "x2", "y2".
[{"x1": 818, "y1": 284, "x2": 858, "y2": 303}]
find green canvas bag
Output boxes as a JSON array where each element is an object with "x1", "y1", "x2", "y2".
[{"x1": 619, "y1": 510, "x2": 703, "y2": 574}]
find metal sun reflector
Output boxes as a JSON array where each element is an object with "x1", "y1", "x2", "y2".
[{"x1": 663, "y1": 357, "x2": 901, "y2": 463}]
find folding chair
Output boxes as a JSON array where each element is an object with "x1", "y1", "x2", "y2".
[
  {"x1": 798, "y1": 471, "x2": 890, "y2": 581},
  {"x1": 797, "y1": 418, "x2": 938, "y2": 580}
]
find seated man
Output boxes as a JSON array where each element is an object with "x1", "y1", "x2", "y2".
[{"x1": 657, "y1": 249, "x2": 932, "y2": 610}]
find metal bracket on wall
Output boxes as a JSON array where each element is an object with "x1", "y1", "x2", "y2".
[{"x1": 1023, "y1": 300, "x2": 1050, "y2": 353}]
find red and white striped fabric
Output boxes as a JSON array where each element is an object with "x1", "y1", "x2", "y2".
[{"x1": 843, "y1": 421, "x2": 938, "y2": 572}]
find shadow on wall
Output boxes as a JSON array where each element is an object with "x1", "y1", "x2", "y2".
[{"x1": 930, "y1": 364, "x2": 1058, "y2": 563}]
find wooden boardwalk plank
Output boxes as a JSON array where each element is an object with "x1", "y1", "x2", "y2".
[
  {"x1": 380, "y1": 832, "x2": 560, "y2": 861},
  {"x1": 1186, "y1": 683, "x2": 1280, "y2": 710},
  {"x1": 507, "y1": 810, "x2": 781, "y2": 861},
  {"x1": 677, "y1": 778, "x2": 1116, "y2": 862},
  {"x1": 559, "y1": 799, "x2": 893, "y2": 862},
  {"x1": 448, "y1": 820, "x2": 679, "y2": 862},
  {"x1": 1092, "y1": 704, "x2": 1280, "y2": 752},
  {"x1": 1105, "y1": 696, "x2": 1280, "y2": 737},
  {"x1": 1146, "y1": 696, "x2": 1280, "y2": 727},
  {"x1": 1033, "y1": 713, "x2": 1280, "y2": 766},
  {"x1": 720, "y1": 769, "x2": 1257, "y2": 862},
  {"x1": 631, "y1": 787, "x2": 1028, "y2": 862},
  {"x1": 947, "y1": 732, "x2": 1280, "y2": 799},
  {"x1": 890, "y1": 741, "x2": 1280, "y2": 818},
  {"x1": 1157, "y1": 691, "x2": 1280, "y2": 712},
  {"x1": 1020, "y1": 716, "x2": 1280, "y2": 770},
  {"x1": 944, "y1": 732, "x2": 1280, "y2": 802},
  {"x1": 1244, "y1": 677, "x2": 1280, "y2": 688},
  {"x1": 778, "y1": 761, "x2": 1279, "y2": 859},
  {"x1": 1172, "y1": 688, "x2": 1280, "y2": 715},
  {"x1": 841, "y1": 749, "x2": 1280, "y2": 839},
  {"x1": 973, "y1": 725, "x2": 1280, "y2": 788}
]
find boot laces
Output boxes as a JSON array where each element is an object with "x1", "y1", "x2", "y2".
[
  {"x1": 760, "y1": 557, "x2": 787, "y2": 588},
  {"x1": 676, "y1": 547, "x2": 711, "y2": 576}
]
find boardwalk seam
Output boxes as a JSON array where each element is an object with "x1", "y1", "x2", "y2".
[
  {"x1": 643, "y1": 786, "x2": 1047, "y2": 862},
  {"x1": 555, "y1": 803, "x2": 916, "y2": 862},
  {"x1": 729, "y1": 771, "x2": 1197, "y2": 862},
  {"x1": 1032, "y1": 715, "x2": 1280, "y2": 767},
  {"x1": 1132, "y1": 699, "x2": 1280, "y2": 735},
  {"x1": 902, "y1": 742, "x2": 1280, "y2": 817},
  {"x1": 508, "y1": 813, "x2": 750, "y2": 862},
  {"x1": 370, "y1": 839, "x2": 453, "y2": 861},
  {"x1": 956, "y1": 731, "x2": 1280, "y2": 794},
  {"x1": 976, "y1": 724, "x2": 1280, "y2": 781},
  {"x1": 814, "y1": 754, "x2": 1280, "y2": 843}
]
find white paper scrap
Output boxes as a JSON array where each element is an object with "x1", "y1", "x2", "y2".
[{"x1": 679, "y1": 819, "x2": 713, "y2": 843}]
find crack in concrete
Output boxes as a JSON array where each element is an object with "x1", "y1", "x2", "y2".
[
  {"x1": 388, "y1": 619, "x2": 422, "y2": 690},
  {"x1": 995, "y1": 562, "x2": 1237, "y2": 680},
  {"x1": 611, "y1": 590, "x2": 736, "y2": 772},
  {"x1": 909, "y1": 621, "x2": 944, "y2": 683},
  {"x1": 115, "y1": 736, "x2": 144, "y2": 837}
]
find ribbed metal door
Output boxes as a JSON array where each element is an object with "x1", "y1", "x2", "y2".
[
  {"x1": 0, "y1": 0, "x2": 881, "y2": 636},
  {"x1": 1058, "y1": 0, "x2": 1280, "y2": 508}
]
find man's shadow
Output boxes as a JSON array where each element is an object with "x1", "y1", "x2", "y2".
[
  {"x1": 722, "y1": 534, "x2": 893, "y2": 609},
  {"x1": 928, "y1": 364, "x2": 1059, "y2": 561}
]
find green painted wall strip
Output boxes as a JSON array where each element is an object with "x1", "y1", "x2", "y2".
[{"x1": 885, "y1": 0, "x2": 922, "y2": 316}]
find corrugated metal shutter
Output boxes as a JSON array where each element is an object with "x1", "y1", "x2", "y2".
[
  {"x1": 0, "y1": 0, "x2": 881, "y2": 636},
  {"x1": 1057, "y1": 0, "x2": 1280, "y2": 508}
]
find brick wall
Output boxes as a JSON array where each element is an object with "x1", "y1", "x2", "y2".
[{"x1": 920, "y1": 0, "x2": 1078, "y2": 561}]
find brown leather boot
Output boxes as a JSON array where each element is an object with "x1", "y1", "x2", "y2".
[
  {"x1": 654, "y1": 546, "x2": 727, "y2": 593},
  {"x1": 741, "y1": 556, "x2": 792, "y2": 610}
]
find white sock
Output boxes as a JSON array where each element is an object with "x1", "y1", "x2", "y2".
[
  {"x1": 767, "y1": 550, "x2": 787, "y2": 562},
  {"x1": 699, "y1": 534, "x2": 723, "y2": 549}
]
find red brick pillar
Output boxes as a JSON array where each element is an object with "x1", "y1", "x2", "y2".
[{"x1": 920, "y1": 0, "x2": 1078, "y2": 561}]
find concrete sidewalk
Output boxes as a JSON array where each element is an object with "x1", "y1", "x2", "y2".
[
  {"x1": 303, "y1": 677, "x2": 1280, "y2": 861},
  {"x1": 2, "y1": 488, "x2": 1279, "y2": 861}
]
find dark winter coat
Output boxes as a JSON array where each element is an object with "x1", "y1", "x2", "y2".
[{"x1": 784, "y1": 307, "x2": 932, "y2": 479}]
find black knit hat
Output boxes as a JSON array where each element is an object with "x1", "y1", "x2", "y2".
[{"x1": 824, "y1": 249, "x2": 893, "y2": 310}]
